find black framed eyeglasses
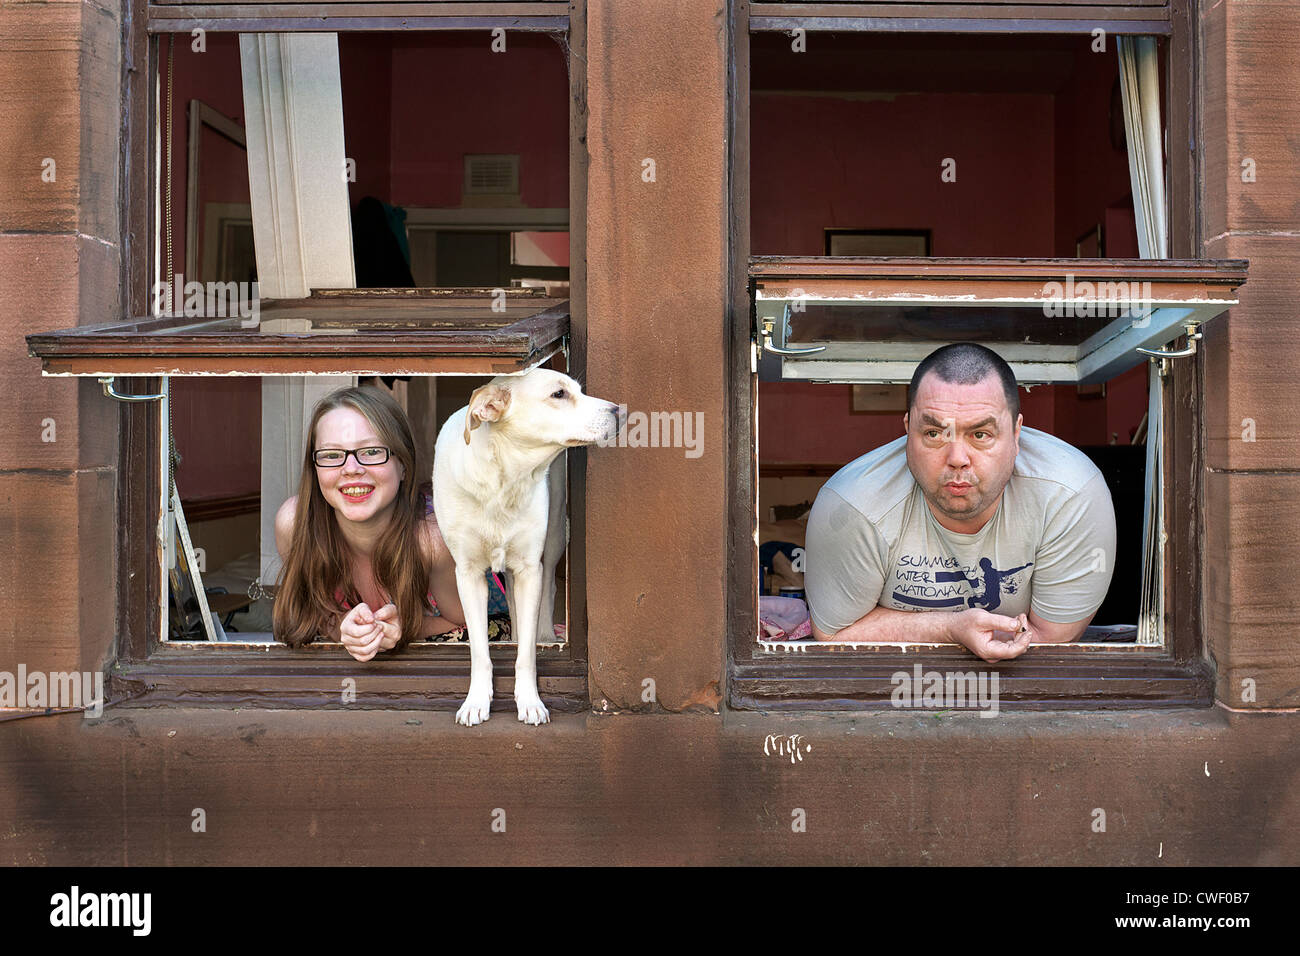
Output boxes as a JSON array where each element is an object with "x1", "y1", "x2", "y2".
[{"x1": 313, "y1": 446, "x2": 391, "y2": 468}]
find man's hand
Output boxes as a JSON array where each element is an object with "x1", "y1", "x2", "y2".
[
  {"x1": 339, "y1": 602, "x2": 400, "y2": 663},
  {"x1": 946, "y1": 609, "x2": 1033, "y2": 662}
]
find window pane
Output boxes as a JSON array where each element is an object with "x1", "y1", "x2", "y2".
[
  {"x1": 340, "y1": 32, "x2": 570, "y2": 289},
  {"x1": 165, "y1": 374, "x2": 572, "y2": 646},
  {"x1": 751, "y1": 32, "x2": 1143, "y2": 259},
  {"x1": 747, "y1": 32, "x2": 1199, "y2": 650},
  {"x1": 164, "y1": 31, "x2": 570, "y2": 294}
]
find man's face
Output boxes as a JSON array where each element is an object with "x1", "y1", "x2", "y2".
[{"x1": 904, "y1": 372, "x2": 1022, "y2": 533}]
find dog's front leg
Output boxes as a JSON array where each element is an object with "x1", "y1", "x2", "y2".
[
  {"x1": 509, "y1": 562, "x2": 549, "y2": 725},
  {"x1": 454, "y1": 566, "x2": 493, "y2": 726},
  {"x1": 537, "y1": 454, "x2": 566, "y2": 641}
]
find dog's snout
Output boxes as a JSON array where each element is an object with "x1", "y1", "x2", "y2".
[{"x1": 608, "y1": 402, "x2": 626, "y2": 428}]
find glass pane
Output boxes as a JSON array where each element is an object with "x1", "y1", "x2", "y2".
[
  {"x1": 166, "y1": 35, "x2": 254, "y2": 289},
  {"x1": 165, "y1": 373, "x2": 572, "y2": 645},
  {"x1": 339, "y1": 32, "x2": 570, "y2": 289},
  {"x1": 164, "y1": 31, "x2": 571, "y2": 294},
  {"x1": 26, "y1": 292, "x2": 569, "y2": 376},
  {"x1": 750, "y1": 32, "x2": 1149, "y2": 259}
]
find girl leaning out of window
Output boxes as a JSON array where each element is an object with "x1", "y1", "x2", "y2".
[{"x1": 273, "y1": 385, "x2": 465, "y2": 660}]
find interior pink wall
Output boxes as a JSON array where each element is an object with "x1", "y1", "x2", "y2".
[
  {"x1": 166, "y1": 33, "x2": 252, "y2": 285},
  {"x1": 339, "y1": 33, "x2": 569, "y2": 211},
  {"x1": 752, "y1": 92, "x2": 1057, "y2": 257},
  {"x1": 340, "y1": 36, "x2": 395, "y2": 204},
  {"x1": 171, "y1": 379, "x2": 263, "y2": 502},
  {"x1": 521, "y1": 231, "x2": 571, "y2": 267},
  {"x1": 170, "y1": 32, "x2": 571, "y2": 268},
  {"x1": 754, "y1": 50, "x2": 1152, "y2": 463},
  {"x1": 1053, "y1": 43, "x2": 1141, "y2": 257}
]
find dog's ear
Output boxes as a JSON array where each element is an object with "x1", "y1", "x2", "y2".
[{"x1": 464, "y1": 383, "x2": 512, "y2": 444}]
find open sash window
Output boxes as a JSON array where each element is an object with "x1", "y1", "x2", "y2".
[
  {"x1": 736, "y1": 20, "x2": 1247, "y2": 709},
  {"x1": 28, "y1": 30, "x2": 571, "y2": 379},
  {"x1": 27, "y1": 289, "x2": 569, "y2": 377},
  {"x1": 752, "y1": 257, "x2": 1244, "y2": 387},
  {"x1": 26, "y1": 27, "x2": 578, "y2": 656},
  {"x1": 751, "y1": 255, "x2": 1243, "y2": 649}
]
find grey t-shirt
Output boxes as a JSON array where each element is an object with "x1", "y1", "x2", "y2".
[{"x1": 805, "y1": 426, "x2": 1116, "y2": 635}]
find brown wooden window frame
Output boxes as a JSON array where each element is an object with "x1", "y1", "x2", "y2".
[
  {"x1": 727, "y1": 0, "x2": 1223, "y2": 710},
  {"x1": 99, "y1": 0, "x2": 591, "y2": 711}
]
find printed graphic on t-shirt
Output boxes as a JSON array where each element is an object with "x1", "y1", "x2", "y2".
[{"x1": 891, "y1": 555, "x2": 1033, "y2": 611}]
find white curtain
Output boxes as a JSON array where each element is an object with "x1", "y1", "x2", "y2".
[
  {"x1": 1118, "y1": 35, "x2": 1166, "y2": 645},
  {"x1": 240, "y1": 33, "x2": 357, "y2": 591}
]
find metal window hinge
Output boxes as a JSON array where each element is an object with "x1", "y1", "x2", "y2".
[{"x1": 99, "y1": 377, "x2": 165, "y2": 402}]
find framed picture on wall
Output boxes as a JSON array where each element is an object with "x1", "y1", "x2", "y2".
[
  {"x1": 850, "y1": 384, "x2": 909, "y2": 414},
  {"x1": 825, "y1": 229, "x2": 931, "y2": 257}
]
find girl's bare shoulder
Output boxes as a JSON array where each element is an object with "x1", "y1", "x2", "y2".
[
  {"x1": 276, "y1": 495, "x2": 299, "y2": 526},
  {"x1": 274, "y1": 495, "x2": 299, "y2": 560}
]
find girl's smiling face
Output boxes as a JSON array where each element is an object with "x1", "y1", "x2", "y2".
[{"x1": 314, "y1": 407, "x2": 405, "y2": 526}]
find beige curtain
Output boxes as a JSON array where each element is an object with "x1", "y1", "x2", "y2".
[
  {"x1": 1118, "y1": 35, "x2": 1166, "y2": 645},
  {"x1": 239, "y1": 33, "x2": 357, "y2": 592}
]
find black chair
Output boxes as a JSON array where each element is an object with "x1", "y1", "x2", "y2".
[{"x1": 1079, "y1": 445, "x2": 1146, "y2": 628}]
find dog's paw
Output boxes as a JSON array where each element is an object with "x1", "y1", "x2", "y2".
[
  {"x1": 455, "y1": 690, "x2": 493, "y2": 726},
  {"x1": 515, "y1": 693, "x2": 550, "y2": 726}
]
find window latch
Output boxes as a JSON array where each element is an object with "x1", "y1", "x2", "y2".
[
  {"x1": 99, "y1": 377, "x2": 165, "y2": 403},
  {"x1": 761, "y1": 309, "x2": 826, "y2": 357},
  {"x1": 1135, "y1": 324, "x2": 1202, "y2": 361}
]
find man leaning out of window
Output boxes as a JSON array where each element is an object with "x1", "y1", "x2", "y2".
[{"x1": 804, "y1": 343, "x2": 1117, "y2": 662}]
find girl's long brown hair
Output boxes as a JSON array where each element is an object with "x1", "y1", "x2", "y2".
[{"x1": 273, "y1": 386, "x2": 432, "y2": 650}]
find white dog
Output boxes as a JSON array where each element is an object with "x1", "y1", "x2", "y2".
[{"x1": 433, "y1": 368, "x2": 621, "y2": 726}]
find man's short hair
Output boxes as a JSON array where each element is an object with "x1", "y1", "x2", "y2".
[{"x1": 907, "y1": 343, "x2": 1021, "y2": 421}]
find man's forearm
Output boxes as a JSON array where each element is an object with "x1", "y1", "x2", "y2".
[
  {"x1": 814, "y1": 605, "x2": 957, "y2": 644},
  {"x1": 1026, "y1": 610, "x2": 1093, "y2": 644}
]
